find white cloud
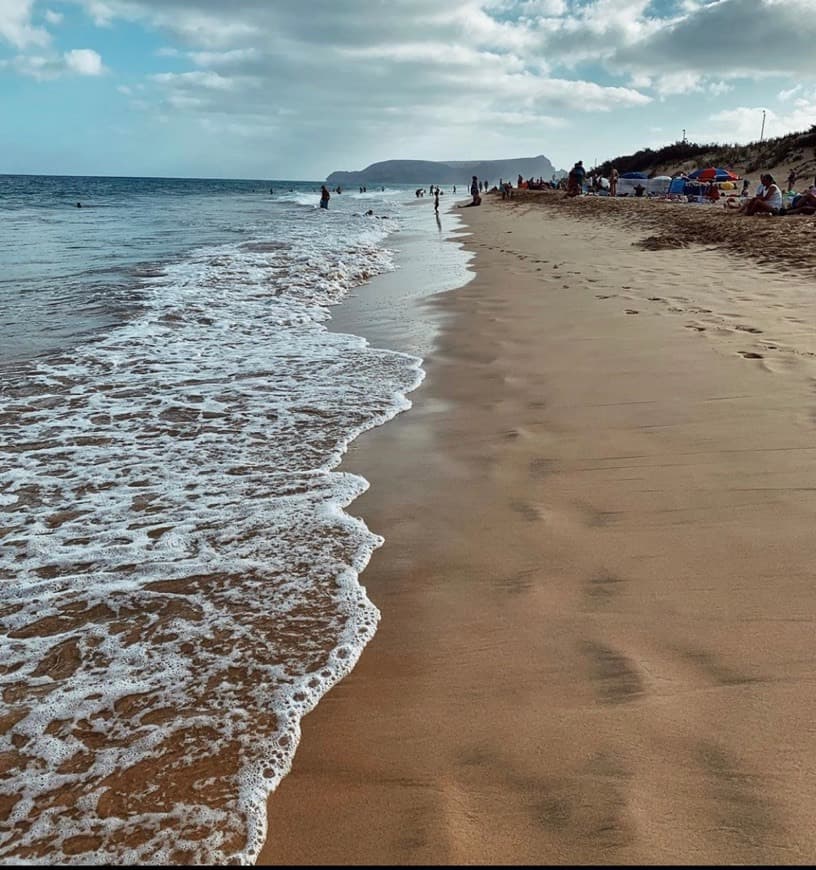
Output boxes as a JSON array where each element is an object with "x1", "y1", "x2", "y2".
[
  {"x1": 5, "y1": 48, "x2": 105, "y2": 79},
  {"x1": 2, "y1": 54, "x2": 58, "y2": 80},
  {"x1": 64, "y1": 48, "x2": 105, "y2": 75},
  {"x1": 778, "y1": 84, "x2": 802, "y2": 102},
  {"x1": 44, "y1": 9, "x2": 64, "y2": 25},
  {"x1": 152, "y1": 70, "x2": 254, "y2": 91},
  {"x1": 653, "y1": 71, "x2": 703, "y2": 97},
  {"x1": 50, "y1": 0, "x2": 813, "y2": 175},
  {"x1": 83, "y1": 1, "x2": 118, "y2": 27},
  {"x1": 0, "y1": 0, "x2": 51, "y2": 48},
  {"x1": 708, "y1": 81, "x2": 733, "y2": 97},
  {"x1": 167, "y1": 93, "x2": 206, "y2": 109},
  {"x1": 188, "y1": 48, "x2": 258, "y2": 67},
  {"x1": 517, "y1": 0, "x2": 567, "y2": 13},
  {"x1": 706, "y1": 104, "x2": 816, "y2": 144}
]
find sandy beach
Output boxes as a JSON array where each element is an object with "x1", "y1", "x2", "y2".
[{"x1": 257, "y1": 193, "x2": 816, "y2": 865}]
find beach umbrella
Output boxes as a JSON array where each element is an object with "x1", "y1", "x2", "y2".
[
  {"x1": 715, "y1": 168, "x2": 740, "y2": 181},
  {"x1": 690, "y1": 167, "x2": 740, "y2": 182}
]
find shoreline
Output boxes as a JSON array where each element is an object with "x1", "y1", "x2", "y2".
[{"x1": 257, "y1": 194, "x2": 816, "y2": 864}]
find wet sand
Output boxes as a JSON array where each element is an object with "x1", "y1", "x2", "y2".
[{"x1": 257, "y1": 193, "x2": 816, "y2": 865}]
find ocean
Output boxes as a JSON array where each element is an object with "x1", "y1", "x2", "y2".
[{"x1": 0, "y1": 175, "x2": 471, "y2": 864}]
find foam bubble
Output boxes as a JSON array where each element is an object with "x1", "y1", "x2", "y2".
[{"x1": 0, "y1": 205, "x2": 422, "y2": 864}]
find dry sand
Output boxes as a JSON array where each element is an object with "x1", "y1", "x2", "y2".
[
  {"x1": 257, "y1": 192, "x2": 816, "y2": 865},
  {"x1": 514, "y1": 188, "x2": 816, "y2": 272}
]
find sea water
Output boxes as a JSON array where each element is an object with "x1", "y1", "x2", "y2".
[{"x1": 0, "y1": 176, "x2": 470, "y2": 864}]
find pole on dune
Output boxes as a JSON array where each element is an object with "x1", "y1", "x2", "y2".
[{"x1": 759, "y1": 110, "x2": 766, "y2": 143}]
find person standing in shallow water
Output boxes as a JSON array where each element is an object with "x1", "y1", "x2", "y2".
[{"x1": 320, "y1": 185, "x2": 330, "y2": 209}]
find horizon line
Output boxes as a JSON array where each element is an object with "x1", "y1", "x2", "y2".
[{"x1": 0, "y1": 171, "x2": 323, "y2": 183}]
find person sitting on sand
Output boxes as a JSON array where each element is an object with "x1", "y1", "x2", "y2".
[
  {"x1": 457, "y1": 175, "x2": 482, "y2": 208},
  {"x1": 785, "y1": 179, "x2": 816, "y2": 215},
  {"x1": 470, "y1": 175, "x2": 481, "y2": 205},
  {"x1": 744, "y1": 173, "x2": 782, "y2": 215},
  {"x1": 565, "y1": 161, "x2": 585, "y2": 197},
  {"x1": 706, "y1": 182, "x2": 721, "y2": 203}
]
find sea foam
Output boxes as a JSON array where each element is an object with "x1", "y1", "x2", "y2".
[{"x1": 0, "y1": 199, "x2": 421, "y2": 864}]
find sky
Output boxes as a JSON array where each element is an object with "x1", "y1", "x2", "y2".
[{"x1": 1, "y1": 0, "x2": 815, "y2": 180}]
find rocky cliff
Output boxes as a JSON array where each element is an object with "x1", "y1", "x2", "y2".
[{"x1": 326, "y1": 155, "x2": 559, "y2": 186}]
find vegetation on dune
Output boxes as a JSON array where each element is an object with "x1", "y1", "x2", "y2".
[{"x1": 594, "y1": 126, "x2": 816, "y2": 179}]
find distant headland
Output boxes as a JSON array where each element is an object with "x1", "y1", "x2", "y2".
[{"x1": 326, "y1": 155, "x2": 560, "y2": 186}]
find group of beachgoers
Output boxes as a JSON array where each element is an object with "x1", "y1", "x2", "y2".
[
  {"x1": 556, "y1": 159, "x2": 816, "y2": 217},
  {"x1": 319, "y1": 169, "x2": 816, "y2": 218},
  {"x1": 566, "y1": 162, "x2": 631, "y2": 198},
  {"x1": 415, "y1": 184, "x2": 456, "y2": 198},
  {"x1": 724, "y1": 172, "x2": 816, "y2": 216},
  {"x1": 665, "y1": 170, "x2": 816, "y2": 216}
]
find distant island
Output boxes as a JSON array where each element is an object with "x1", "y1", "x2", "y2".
[{"x1": 326, "y1": 155, "x2": 560, "y2": 186}]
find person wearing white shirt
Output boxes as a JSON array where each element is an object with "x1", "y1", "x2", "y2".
[{"x1": 745, "y1": 173, "x2": 782, "y2": 215}]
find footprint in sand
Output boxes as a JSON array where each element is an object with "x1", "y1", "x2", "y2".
[
  {"x1": 647, "y1": 296, "x2": 663, "y2": 302},
  {"x1": 582, "y1": 641, "x2": 645, "y2": 704},
  {"x1": 734, "y1": 325, "x2": 763, "y2": 334},
  {"x1": 529, "y1": 457, "x2": 555, "y2": 478},
  {"x1": 509, "y1": 500, "x2": 541, "y2": 522},
  {"x1": 625, "y1": 309, "x2": 639, "y2": 315},
  {"x1": 685, "y1": 324, "x2": 706, "y2": 332},
  {"x1": 585, "y1": 571, "x2": 627, "y2": 604},
  {"x1": 596, "y1": 294, "x2": 614, "y2": 300},
  {"x1": 739, "y1": 351, "x2": 764, "y2": 359}
]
